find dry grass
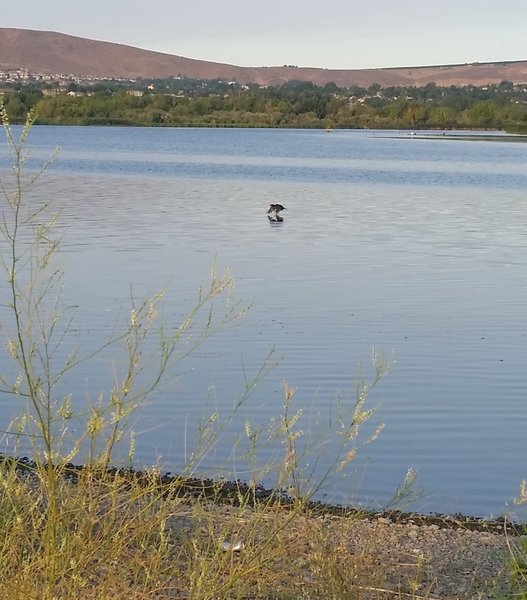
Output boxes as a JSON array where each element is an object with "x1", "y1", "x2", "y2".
[{"x1": 0, "y1": 461, "x2": 496, "y2": 600}]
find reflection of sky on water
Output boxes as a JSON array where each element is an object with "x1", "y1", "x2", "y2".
[{"x1": 4, "y1": 126, "x2": 527, "y2": 188}]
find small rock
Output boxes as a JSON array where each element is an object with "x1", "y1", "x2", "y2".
[{"x1": 221, "y1": 540, "x2": 245, "y2": 552}]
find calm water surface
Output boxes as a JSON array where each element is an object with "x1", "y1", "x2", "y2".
[{"x1": 2, "y1": 126, "x2": 527, "y2": 518}]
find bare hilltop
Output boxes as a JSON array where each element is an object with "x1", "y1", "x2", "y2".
[{"x1": 2, "y1": 27, "x2": 527, "y2": 88}]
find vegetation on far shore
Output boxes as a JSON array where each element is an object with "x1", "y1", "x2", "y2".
[{"x1": 3, "y1": 78, "x2": 527, "y2": 132}]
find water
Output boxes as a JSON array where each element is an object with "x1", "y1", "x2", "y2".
[{"x1": 2, "y1": 126, "x2": 527, "y2": 518}]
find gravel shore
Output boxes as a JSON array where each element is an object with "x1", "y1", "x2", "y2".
[
  {"x1": 339, "y1": 515, "x2": 515, "y2": 598},
  {"x1": 165, "y1": 500, "x2": 521, "y2": 599}
]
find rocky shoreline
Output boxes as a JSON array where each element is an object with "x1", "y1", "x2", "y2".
[
  {"x1": 312, "y1": 512, "x2": 515, "y2": 598},
  {"x1": 7, "y1": 454, "x2": 524, "y2": 533}
]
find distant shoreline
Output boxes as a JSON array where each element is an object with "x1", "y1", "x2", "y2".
[{"x1": 390, "y1": 131, "x2": 527, "y2": 142}]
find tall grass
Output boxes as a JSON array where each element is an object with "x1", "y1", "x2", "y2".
[
  {"x1": 507, "y1": 485, "x2": 527, "y2": 597},
  {"x1": 0, "y1": 102, "x2": 431, "y2": 599}
]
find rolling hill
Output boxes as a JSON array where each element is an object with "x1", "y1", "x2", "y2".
[{"x1": 2, "y1": 28, "x2": 527, "y2": 88}]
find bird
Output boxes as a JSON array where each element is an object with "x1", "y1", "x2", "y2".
[
  {"x1": 267, "y1": 203, "x2": 286, "y2": 223},
  {"x1": 267, "y1": 203, "x2": 286, "y2": 216}
]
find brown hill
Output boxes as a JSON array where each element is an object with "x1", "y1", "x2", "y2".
[{"x1": 2, "y1": 28, "x2": 527, "y2": 88}]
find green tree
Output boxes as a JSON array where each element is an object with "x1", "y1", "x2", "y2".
[{"x1": 467, "y1": 100, "x2": 497, "y2": 127}]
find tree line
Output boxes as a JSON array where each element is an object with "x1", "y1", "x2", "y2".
[{"x1": 3, "y1": 80, "x2": 527, "y2": 132}]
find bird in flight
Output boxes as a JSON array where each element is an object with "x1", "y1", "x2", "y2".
[{"x1": 267, "y1": 203, "x2": 286, "y2": 222}]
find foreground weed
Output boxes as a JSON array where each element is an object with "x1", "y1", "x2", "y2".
[
  {"x1": 0, "y1": 465, "x2": 188, "y2": 599},
  {"x1": 506, "y1": 483, "x2": 527, "y2": 597},
  {"x1": 237, "y1": 350, "x2": 393, "y2": 510}
]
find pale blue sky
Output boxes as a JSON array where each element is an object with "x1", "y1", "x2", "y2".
[{"x1": 4, "y1": 0, "x2": 527, "y2": 69}]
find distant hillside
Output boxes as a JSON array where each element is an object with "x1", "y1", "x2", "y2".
[{"x1": 2, "y1": 28, "x2": 527, "y2": 88}]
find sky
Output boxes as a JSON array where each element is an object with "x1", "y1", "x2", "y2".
[{"x1": 4, "y1": 0, "x2": 527, "y2": 70}]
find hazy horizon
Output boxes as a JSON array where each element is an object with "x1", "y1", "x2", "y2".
[{"x1": 3, "y1": 1, "x2": 527, "y2": 71}]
